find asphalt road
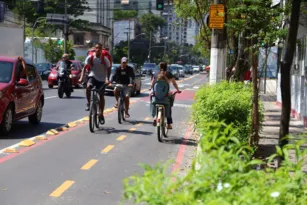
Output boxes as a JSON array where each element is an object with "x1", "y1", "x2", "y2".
[{"x1": 0, "y1": 72, "x2": 207, "y2": 205}]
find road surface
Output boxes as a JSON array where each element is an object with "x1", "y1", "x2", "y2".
[{"x1": 0, "y1": 72, "x2": 207, "y2": 205}]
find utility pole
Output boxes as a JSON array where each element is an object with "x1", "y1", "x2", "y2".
[
  {"x1": 111, "y1": 19, "x2": 114, "y2": 57},
  {"x1": 64, "y1": 0, "x2": 68, "y2": 53},
  {"x1": 209, "y1": 0, "x2": 227, "y2": 84},
  {"x1": 127, "y1": 20, "x2": 131, "y2": 61},
  {"x1": 148, "y1": 31, "x2": 152, "y2": 63}
]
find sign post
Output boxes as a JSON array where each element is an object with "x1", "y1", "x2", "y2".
[{"x1": 209, "y1": 4, "x2": 225, "y2": 30}]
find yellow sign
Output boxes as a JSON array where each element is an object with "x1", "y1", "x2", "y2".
[{"x1": 209, "y1": 4, "x2": 225, "y2": 29}]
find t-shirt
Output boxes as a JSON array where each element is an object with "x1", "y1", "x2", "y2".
[
  {"x1": 85, "y1": 55, "x2": 110, "y2": 82},
  {"x1": 113, "y1": 65, "x2": 135, "y2": 85}
]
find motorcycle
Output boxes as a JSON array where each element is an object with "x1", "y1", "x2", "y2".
[{"x1": 57, "y1": 62, "x2": 73, "y2": 98}]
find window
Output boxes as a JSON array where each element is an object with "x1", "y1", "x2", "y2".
[
  {"x1": 26, "y1": 64, "x2": 37, "y2": 83},
  {"x1": 0, "y1": 61, "x2": 13, "y2": 83},
  {"x1": 74, "y1": 34, "x2": 84, "y2": 45}
]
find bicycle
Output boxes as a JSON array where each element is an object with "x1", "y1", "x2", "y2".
[
  {"x1": 114, "y1": 84, "x2": 130, "y2": 124},
  {"x1": 154, "y1": 91, "x2": 179, "y2": 142},
  {"x1": 89, "y1": 84, "x2": 107, "y2": 133}
]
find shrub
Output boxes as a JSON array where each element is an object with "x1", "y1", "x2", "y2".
[
  {"x1": 122, "y1": 123, "x2": 307, "y2": 205},
  {"x1": 192, "y1": 81, "x2": 263, "y2": 143}
]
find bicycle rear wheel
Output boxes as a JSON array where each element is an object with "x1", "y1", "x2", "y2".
[
  {"x1": 156, "y1": 107, "x2": 163, "y2": 142},
  {"x1": 89, "y1": 101, "x2": 97, "y2": 133}
]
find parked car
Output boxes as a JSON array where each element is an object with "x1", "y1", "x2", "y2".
[
  {"x1": 35, "y1": 63, "x2": 53, "y2": 80},
  {"x1": 184, "y1": 65, "x2": 193, "y2": 74},
  {"x1": 0, "y1": 56, "x2": 44, "y2": 135},
  {"x1": 169, "y1": 64, "x2": 180, "y2": 80},
  {"x1": 141, "y1": 63, "x2": 156, "y2": 75},
  {"x1": 192, "y1": 66, "x2": 200, "y2": 73},
  {"x1": 48, "y1": 60, "x2": 82, "y2": 88},
  {"x1": 178, "y1": 65, "x2": 185, "y2": 77},
  {"x1": 106, "y1": 63, "x2": 142, "y2": 96}
]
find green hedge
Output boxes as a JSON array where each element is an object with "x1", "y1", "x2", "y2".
[
  {"x1": 122, "y1": 123, "x2": 307, "y2": 205},
  {"x1": 192, "y1": 81, "x2": 263, "y2": 143}
]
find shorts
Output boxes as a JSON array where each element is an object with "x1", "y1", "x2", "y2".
[
  {"x1": 87, "y1": 77, "x2": 105, "y2": 94},
  {"x1": 115, "y1": 84, "x2": 132, "y2": 97}
]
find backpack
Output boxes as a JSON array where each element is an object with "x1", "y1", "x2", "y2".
[
  {"x1": 85, "y1": 51, "x2": 107, "y2": 72},
  {"x1": 152, "y1": 80, "x2": 170, "y2": 104}
]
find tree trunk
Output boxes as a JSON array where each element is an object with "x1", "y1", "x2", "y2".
[
  {"x1": 279, "y1": 0, "x2": 301, "y2": 147},
  {"x1": 250, "y1": 38, "x2": 259, "y2": 146}
]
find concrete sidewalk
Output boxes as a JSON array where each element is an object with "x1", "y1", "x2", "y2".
[{"x1": 256, "y1": 93, "x2": 307, "y2": 170}]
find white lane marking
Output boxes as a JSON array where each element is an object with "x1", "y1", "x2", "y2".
[
  {"x1": 193, "y1": 86, "x2": 200, "y2": 89},
  {"x1": 178, "y1": 84, "x2": 185, "y2": 88},
  {"x1": 45, "y1": 96, "x2": 57, "y2": 100},
  {"x1": 144, "y1": 102, "x2": 191, "y2": 108}
]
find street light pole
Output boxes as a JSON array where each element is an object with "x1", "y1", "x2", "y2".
[
  {"x1": 64, "y1": 0, "x2": 68, "y2": 53},
  {"x1": 127, "y1": 20, "x2": 131, "y2": 61},
  {"x1": 148, "y1": 31, "x2": 152, "y2": 63},
  {"x1": 32, "y1": 17, "x2": 46, "y2": 63}
]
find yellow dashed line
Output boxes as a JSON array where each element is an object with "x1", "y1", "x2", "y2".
[
  {"x1": 136, "y1": 123, "x2": 143, "y2": 127},
  {"x1": 81, "y1": 159, "x2": 98, "y2": 170},
  {"x1": 19, "y1": 139, "x2": 35, "y2": 147},
  {"x1": 129, "y1": 128, "x2": 136, "y2": 132},
  {"x1": 116, "y1": 135, "x2": 126, "y2": 141},
  {"x1": 144, "y1": 117, "x2": 151, "y2": 121},
  {"x1": 3, "y1": 148, "x2": 18, "y2": 153},
  {"x1": 50, "y1": 180, "x2": 75, "y2": 197},
  {"x1": 36, "y1": 135, "x2": 48, "y2": 140},
  {"x1": 101, "y1": 145, "x2": 115, "y2": 153}
]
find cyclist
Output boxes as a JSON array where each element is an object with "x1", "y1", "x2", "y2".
[
  {"x1": 79, "y1": 43, "x2": 111, "y2": 121},
  {"x1": 111, "y1": 57, "x2": 135, "y2": 118},
  {"x1": 150, "y1": 62, "x2": 181, "y2": 129}
]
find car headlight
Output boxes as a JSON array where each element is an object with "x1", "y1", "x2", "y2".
[{"x1": 50, "y1": 73, "x2": 57, "y2": 78}]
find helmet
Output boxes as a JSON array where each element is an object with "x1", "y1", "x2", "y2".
[{"x1": 62, "y1": 53, "x2": 69, "y2": 58}]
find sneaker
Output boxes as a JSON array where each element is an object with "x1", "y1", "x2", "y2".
[
  {"x1": 85, "y1": 104, "x2": 89, "y2": 111},
  {"x1": 99, "y1": 114, "x2": 105, "y2": 125}
]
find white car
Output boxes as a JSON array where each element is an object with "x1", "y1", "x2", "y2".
[{"x1": 193, "y1": 66, "x2": 200, "y2": 73}]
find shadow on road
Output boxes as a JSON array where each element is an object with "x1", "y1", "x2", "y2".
[
  {"x1": 163, "y1": 138, "x2": 197, "y2": 147},
  {"x1": 0, "y1": 121, "x2": 65, "y2": 140},
  {"x1": 93, "y1": 127, "x2": 153, "y2": 136}
]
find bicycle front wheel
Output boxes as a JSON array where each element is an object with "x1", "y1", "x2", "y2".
[
  {"x1": 156, "y1": 107, "x2": 163, "y2": 142},
  {"x1": 118, "y1": 98, "x2": 123, "y2": 124},
  {"x1": 89, "y1": 102, "x2": 97, "y2": 133}
]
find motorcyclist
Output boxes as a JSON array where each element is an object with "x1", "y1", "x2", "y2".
[{"x1": 58, "y1": 53, "x2": 74, "y2": 91}]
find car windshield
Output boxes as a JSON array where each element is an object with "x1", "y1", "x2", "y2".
[
  {"x1": 143, "y1": 63, "x2": 155, "y2": 70},
  {"x1": 0, "y1": 61, "x2": 13, "y2": 83},
  {"x1": 169, "y1": 66, "x2": 178, "y2": 72},
  {"x1": 35, "y1": 63, "x2": 50, "y2": 71},
  {"x1": 72, "y1": 62, "x2": 79, "y2": 70},
  {"x1": 111, "y1": 64, "x2": 120, "y2": 73}
]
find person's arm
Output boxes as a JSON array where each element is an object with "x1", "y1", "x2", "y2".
[
  {"x1": 104, "y1": 56, "x2": 111, "y2": 82},
  {"x1": 171, "y1": 78, "x2": 180, "y2": 92},
  {"x1": 150, "y1": 77, "x2": 155, "y2": 90},
  {"x1": 18, "y1": 56, "x2": 27, "y2": 77},
  {"x1": 79, "y1": 56, "x2": 90, "y2": 82}
]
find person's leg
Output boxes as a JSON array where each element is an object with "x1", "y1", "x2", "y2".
[
  {"x1": 167, "y1": 106, "x2": 173, "y2": 129},
  {"x1": 124, "y1": 86, "x2": 132, "y2": 117},
  {"x1": 97, "y1": 81, "x2": 106, "y2": 116},
  {"x1": 85, "y1": 77, "x2": 93, "y2": 111},
  {"x1": 114, "y1": 86, "x2": 120, "y2": 108}
]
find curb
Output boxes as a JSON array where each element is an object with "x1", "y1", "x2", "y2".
[{"x1": 0, "y1": 100, "x2": 138, "y2": 158}]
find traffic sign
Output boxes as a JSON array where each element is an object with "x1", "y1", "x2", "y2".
[
  {"x1": 209, "y1": 4, "x2": 225, "y2": 29},
  {"x1": 46, "y1": 13, "x2": 69, "y2": 25}
]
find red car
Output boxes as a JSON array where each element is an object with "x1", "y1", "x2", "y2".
[
  {"x1": 0, "y1": 56, "x2": 44, "y2": 135},
  {"x1": 48, "y1": 60, "x2": 83, "y2": 88}
]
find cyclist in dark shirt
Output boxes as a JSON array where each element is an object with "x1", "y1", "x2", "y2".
[{"x1": 112, "y1": 57, "x2": 135, "y2": 118}]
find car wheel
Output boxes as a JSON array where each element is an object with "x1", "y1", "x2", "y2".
[
  {"x1": 29, "y1": 100, "x2": 43, "y2": 124},
  {"x1": 0, "y1": 105, "x2": 13, "y2": 135},
  {"x1": 48, "y1": 84, "x2": 53, "y2": 89}
]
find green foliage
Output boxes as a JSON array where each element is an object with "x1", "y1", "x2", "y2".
[
  {"x1": 114, "y1": 10, "x2": 138, "y2": 20},
  {"x1": 76, "y1": 56, "x2": 86, "y2": 62},
  {"x1": 139, "y1": 14, "x2": 166, "y2": 40},
  {"x1": 39, "y1": 39, "x2": 75, "y2": 63},
  {"x1": 5, "y1": 0, "x2": 91, "y2": 36},
  {"x1": 113, "y1": 41, "x2": 128, "y2": 63},
  {"x1": 192, "y1": 82, "x2": 263, "y2": 142},
  {"x1": 122, "y1": 123, "x2": 307, "y2": 205}
]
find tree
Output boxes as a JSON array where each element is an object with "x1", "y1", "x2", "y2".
[
  {"x1": 279, "y1": 0, "x2": 302, "y2": 147},
  {"x1": 38, "y1": 38, "x2": 75, "y2": 63},
  {"x1": 3, "y1": 0, "x2": 91, "y2": 36},
  {"x1": 114, "y1": 10, "x2": 137, "y2": 20},
  {"x1": 139, "y1": 14, "x2": 166, "y2": 40}
]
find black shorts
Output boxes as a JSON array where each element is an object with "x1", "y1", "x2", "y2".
[{"x1": 87, "y1": 77, "x2": 105, "y2": 94}]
